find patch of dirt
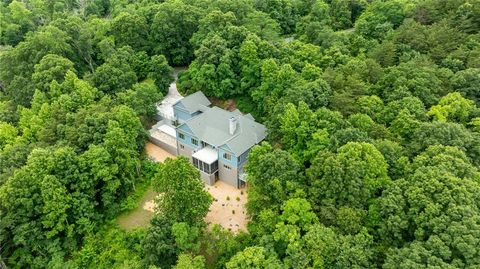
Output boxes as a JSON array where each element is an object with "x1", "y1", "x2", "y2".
[
  {"x1": 204, "y1": 181, "x2": 248, "y2": 233},
  {"x1": 145, "y1": 142, "x2": 174, "y2": 162},
  {"x1": 208, "y1": 97, "x2": 237, "y2": 112}
]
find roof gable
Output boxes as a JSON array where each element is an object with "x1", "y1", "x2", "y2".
[
  {"x1": 177, "y1": 123, "x2": 194, "y2": 135},
  {"x1": 173, "y1": 91, "x2": 211, "y2": 113},
  {"x1": 173, "y1": 101, "x2": 186, "y2": 110}
]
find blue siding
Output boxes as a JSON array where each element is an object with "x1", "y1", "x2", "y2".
[
  {"x1": 174, "y1": 106, "x2": 192, "y2": 122},
  {"x1": 177, "y1": 131, "x2": 201, "y2": 150},
  {"x1": 219, "y1": 147, "x2": 238, "y2": 167},
  {"x1": 238, "y1": 149, "x2": 249, "y2": 166},
  {"x1": 177, "y1": 124, "x2": 194, "y2": 135}
]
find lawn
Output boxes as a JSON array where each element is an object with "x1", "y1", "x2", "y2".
[{"x1": 117, "y1": 186, "x2": 157, "y2": 230}]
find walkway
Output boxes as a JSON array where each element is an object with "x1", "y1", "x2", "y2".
[{"x1": 156, "y1": 67, "x2": 185, "y2": 119}]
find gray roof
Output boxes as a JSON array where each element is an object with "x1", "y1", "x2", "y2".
[
  {"x1": 180, "y1": 106, "x2": 266, "y2": 156},
  {"x1": 173, "y1": 91, "x2": 211, "y2": 113}
]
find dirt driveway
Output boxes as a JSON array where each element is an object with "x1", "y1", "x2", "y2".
[{"x1": 145, "y1": 142, "x2": 174, "y2": 162}]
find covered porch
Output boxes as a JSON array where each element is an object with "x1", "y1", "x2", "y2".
[{"x1": 192, "y1": 147, "x2": 219, "y2": 185}]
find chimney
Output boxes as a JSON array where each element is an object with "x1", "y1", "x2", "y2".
[{"x1": 229, "y1": 117, "x2": 237, "y2": 135}]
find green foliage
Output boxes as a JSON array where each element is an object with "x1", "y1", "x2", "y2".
[
  {"x1": 355, "y1": 0, "x2": 405, "y2": 39},
  {"x1": 70, "y1": 224, "x2": 144, "y2": 269},
  {"x1": 148, "y1": 54, "x2": 174, "y2": 95},
  {"x1": 0, "y1": 122, "x2": 17, "y2": 149},
  {"x1": 374, "y1": 145, "x2": 480, "y2": 267},
  {"x1": 2, "y1": 0, "x2": 480, "y2": 268},
  {"x1": 153, "y1": 157, "x2": 212, "y2": 224},
  {"x1": 151, "y1": 1, "x2": 201, "y2": 65},
  {"x1": 226, "y1": 246, "x2": 283, "y2": 269},
  {"x1": 32, "y1": 54, "x2": 75, "y2": 93},
  {"x1": 116, "y1": 82, "x2": 163, "y2": 120},
  {"x1": 307, "y1": 142, "x2": 390, "y2": 211},
  {"x1": 246, "y1": 142, "x2": 304, "y2": 216},
  {"x1": 142, "y1": 215, "x2": 178, "y2": 268},
  {"x1": 427, "y1": 92, "x2": 476, "y2": 123},
  {"x1": 110, "y1": 12, "x2": 149, "y2": 52},
  {"x1": 173, "y1": 254, "x2": 206, "y2": 269}
]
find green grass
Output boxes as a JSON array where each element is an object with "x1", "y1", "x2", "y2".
[{"x1": 117, "y1": 186, "x2": 157, "y2": 230}]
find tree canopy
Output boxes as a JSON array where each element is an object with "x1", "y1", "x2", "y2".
[{"x1": 2, "y1": 0, "x2": 480, "y2": 268}]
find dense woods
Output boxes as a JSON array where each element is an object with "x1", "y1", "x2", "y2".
[{"x1": 1, "y1": 0, "x2": 480, "y2": 268}]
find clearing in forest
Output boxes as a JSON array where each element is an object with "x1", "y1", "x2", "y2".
[{"x1": 119, "y1": 142, "x2": 249, "y2": 232}]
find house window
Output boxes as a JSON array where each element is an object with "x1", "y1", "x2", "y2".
[
  {"x1": 178, "y1": 132, "x2": 185, "y2": 140},
  {"x1": 201, "y1": 141, "x2": 208, "y2": 148},
  {"x1": 223, "y1": 164, "x2": 231, "y2": 170},
  {"x1": 191, "y1": 138, "x2": 198, "y2": 146},
  {"x1": 223, "y1": 152, "x2": 231, "y2": 160},
  {"x1": 180, "y1": 144, "x2": 185, "y2": 149}
]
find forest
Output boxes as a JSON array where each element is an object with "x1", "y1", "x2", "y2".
[{"x1": 1, "y1": 0, "x2": 480, "y2": 268}]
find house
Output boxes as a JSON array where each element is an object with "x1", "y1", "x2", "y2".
[{"x1": 170, "y1": 91, "x2": 267, "y2": 188}]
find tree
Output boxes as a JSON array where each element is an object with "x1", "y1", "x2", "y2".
[
  {"x1": 91, "y1": 59, "x2": 137, "y2": 94},
  {"x1": 242, "y1": 11, "x2": 281, "y2": 41},
  {"x1": 32, "y1": 54, "x2": 75, "y2": 92},
  {"x1": 452, "y1": 68, "x2": 480, "y2": 105},
  {"x1": 142, "y1": 215, "x2": 178, "y2": 268},
  {"x1": 171, "y1": 222, "x2": 201, "y2": 253},
  {"x1": 0, "y1": 25, "x2": 72, "y2": 87},
  {"x1": 226, "y1": 247, "x2": 283, "y2": 269},
  {"x1": 0, "y1": 0, "x2": 35, "y2": 46},
  {"x1": 148, "y1": 54, "x2": 173, "y2": 95},
  {"x1": 427, "y1": 92, "x2": 476, "y2": 124},
  {"x1": 174, "y1": 254, "x2": 206, "y2": 269},
  {"x1": 306, "y1": 142, "x2": 390, "y2": 211},
  {"x1": 188, "y1": 34, "x2": 240, "y2": 98},
  {"x1": 374, "y1": 146, "x2": 480, "y2": 267},
  {"x1": 380, "y1": 96, "x2": 427, "y2": 125},
  {"x1": 284, "y1": 78, "x2": 332, "y2": 110},
  {"x1": 389, "y1": 109, "x2": 421, "y2": 142},
  {"x1": 4, "y1": 75, "x2": 35, "y2": 107},
  {"x1": 246, "y1": 142, "x2": 304, "y2": 216},
  {"x1": 0, "y1": 122, "x2": 17, "y2": 149},
  {"x1": 116, "y1": 82, "x2": 162, "y2": 119},
  {"x1": 110, "y1": 12, "x2": 149, "y2": 51},
  {"x1": 355, "y1": 0, "x2": 406, "y2": 39},
  {"x1": 409, "y1": 121, "x2": 476, "y2": 156},
  {"x1": 150, "y1": 1, "x2": 201, "y2": 65},
  {"x1": 374, "y1": 60, "x2": 451, "y2": 107},
  {"x1": 303, "y1": 224, "x2": 375, "y2": 268},
  {"x1": 153, "y1": 157, "x2": 212, "y2": 224},
  {"x1": 279, "y1": 198, "x2": 319, "y2": 231},
  {"x1": 279, "y1": 102, "x2": 318, "y2": 162},
  {"x1": 373, "y1": 139, "x2": 409, "y2": 180}
]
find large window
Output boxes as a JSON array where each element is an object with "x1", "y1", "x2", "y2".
[
  {"x1": 191, "y1": 138, "x2": 198, "y2": 146},
  {"x1": 178, "y1": 132, "x2": 185, "y2": 140},
  {"x1": 223, "y1": 152, "x2": 231, "y2": 160}
]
